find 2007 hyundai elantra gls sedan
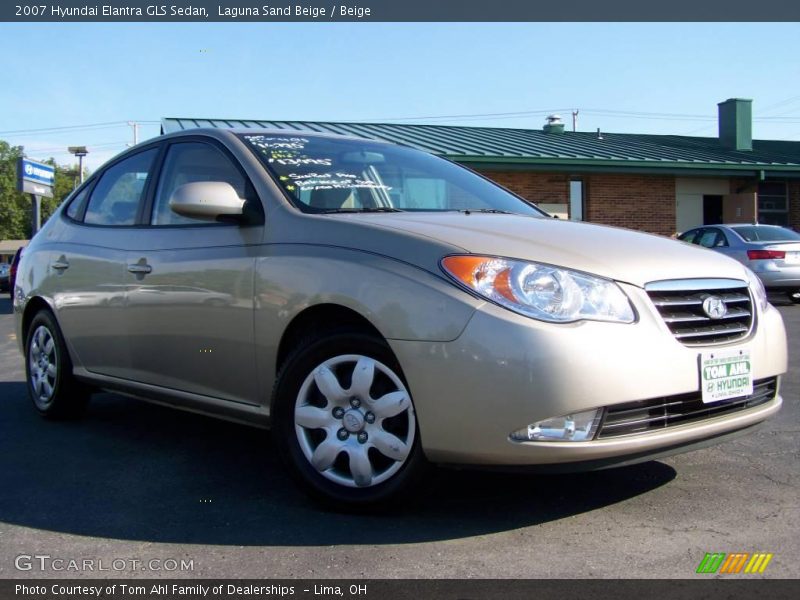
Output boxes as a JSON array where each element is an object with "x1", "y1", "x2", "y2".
[{"x1": 14, "y1": 128, "x2": 787, "y2": 507}]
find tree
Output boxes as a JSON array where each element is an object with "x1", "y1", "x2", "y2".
[
  {"x1": 0, "y1": 139, "x2": 83, "y2": 239},
  {"x1": 0, "y1": 140, "x2": 29, "y2": 239}
]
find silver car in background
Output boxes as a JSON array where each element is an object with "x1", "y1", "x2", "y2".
[
  {"x1": 679, "y1": 224, "x2": 800, "y2": 303},
  {"x1": 14, "y1": 129, "x2": 788, "y2": 507}
]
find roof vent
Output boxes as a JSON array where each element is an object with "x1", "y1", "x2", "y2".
[
  {"x1": 543, "y1": 114, "x2": 565, "y2": 134},
  {"x1": 718, "y1": 98, "x2": 752, "y2": 151}
]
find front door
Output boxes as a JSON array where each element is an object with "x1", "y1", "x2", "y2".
[
  {"x1": 703, "y1": 195, "x2": 723, "y2": 225},
  {"x1": 124, "y1": 140, "x2": 263, "y2": 405}
]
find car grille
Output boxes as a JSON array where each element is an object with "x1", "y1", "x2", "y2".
[
  {"x1": 597, "y1": 377, "x2": 777, "y2": 439},
  {"x1": 646, "y1": 279, "x2": 753, "y2": 346}
]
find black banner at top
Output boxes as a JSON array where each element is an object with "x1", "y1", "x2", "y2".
[{"x1": 2, "y1": 0, "x2": 800, "y2": 22}]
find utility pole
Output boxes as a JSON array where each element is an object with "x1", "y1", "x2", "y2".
[
  {"x1": 127, "y1": 121, "x2": 139, "y2": 146},
  {"x1": 572, "y1": 110, "x2": 579, "y2": 132}
]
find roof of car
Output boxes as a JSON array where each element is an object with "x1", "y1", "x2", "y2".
[{"x1": 688, "y1": 224, "x2": 786, "y2": 229}]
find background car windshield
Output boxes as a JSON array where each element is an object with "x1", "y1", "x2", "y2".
[
  {"x1": 731, "y1": 225, "x2": 800, "y2": 242},
  {"x1": 241, "y1": 134, "x2": 543, "y2": 215}
]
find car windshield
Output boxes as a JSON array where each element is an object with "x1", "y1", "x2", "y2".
[
  {"x1": 240, "y1": 134, "x2": 544, "y2": 216},
  {"x1": 731, "y1": 225, "x2": 800, "y2": 242}
]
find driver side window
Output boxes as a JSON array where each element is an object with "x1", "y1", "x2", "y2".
[{"x1": 151, "y1": 142, "x2": 248, "y2": 226}]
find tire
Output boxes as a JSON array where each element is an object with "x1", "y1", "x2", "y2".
[
  {"x1": 789, "y1": 291, "x2": 800, "y2": 304},
  {"x1": 25, "y1": 310, "x2": 90, "y2": 419},
  {"x1": 272, "y1": 329, "x2": 425, "y2": 509}
]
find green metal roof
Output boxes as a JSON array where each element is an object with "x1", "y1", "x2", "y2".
[{"x1": 161, "y1": 118, "x2": 800, "y2": 175}]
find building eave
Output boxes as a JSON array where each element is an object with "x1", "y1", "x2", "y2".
[{"x1": 451, "y1": 156, "x2": 800, "y2": 178}]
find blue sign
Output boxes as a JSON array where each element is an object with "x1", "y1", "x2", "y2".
[
  {"x1": 19, "y1": 158, "x2": 55, "y2": 186},
  {"x1": 16, "y1": 158, "x2": 55, "y2": 197}
]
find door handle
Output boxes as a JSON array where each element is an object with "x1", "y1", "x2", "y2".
[
  {"x1": 127, "y1": 263, "x2": 152, "y2": 275},
  {"x1": 52, "y1": 256, "x2": 69, "y2": 271}
]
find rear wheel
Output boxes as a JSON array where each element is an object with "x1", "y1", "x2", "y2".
[
  {"x1": 272, "y1": 330, "x2": 424, "y2": 508},
  {"x1": 789, "y1": 290, "x2": 800, "y2": 304},
  {"x1": 25, "y1": 310, "x2": 89, "y2": 419}
]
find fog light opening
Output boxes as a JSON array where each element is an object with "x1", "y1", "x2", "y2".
[{"x1": 510, "y1": 408, "x2": 603, "y2": 442}]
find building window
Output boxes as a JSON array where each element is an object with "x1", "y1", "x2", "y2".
[
  {"x1": 757, "y1": 181, "x2": 788, "y2": 226},
  {"x1": 569, "y1": 179, "x2": 584, "y2": 221}
]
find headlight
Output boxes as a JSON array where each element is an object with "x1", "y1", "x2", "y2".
[
  {"x1": 744, "y1": 267, "x2": 768, "y2": 312},
  {"x1": 441, "y1": 255, "x2": 635, "y2": 324},
  {"x1": 510, "y1": 409, "x2": 603, "y2": 442}
]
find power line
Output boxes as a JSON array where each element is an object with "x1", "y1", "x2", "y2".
[
  {"x1": 0, "y1": 120, "x2": 161, "y2": 137},
  {"x1": 25, "y1": 140, "x2": 130, "y2": 154},
  {"x1": 756, "y1": 95, "x2": 800, "y2": 116},
  {"x1": 582, "y1": 108, "x2": 714, "y2": 119},
  {"x1": 680, "y1": 124, "x2": 716, "y2": 136},
  {"x1": 365, "y1": 108, "x2": 572, "y2": 122},
  {"x1": 0, "y1": 120, "x2": 125, "y2": 135}
]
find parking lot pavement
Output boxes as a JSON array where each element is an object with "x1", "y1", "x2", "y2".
[{"x1": 0, "y1": 295, "x2": 797, "y2": 579}]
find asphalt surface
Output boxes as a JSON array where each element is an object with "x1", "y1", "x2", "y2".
[{"x1": 0, "y1": 295, "x2": 797, "y2": 579}]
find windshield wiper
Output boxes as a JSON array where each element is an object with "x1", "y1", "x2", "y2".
[
  {"x1": 458, "y1": 208, "x2": 514, "y2": 215},
  {"x1": 316, "y1": 207, "x2": 405, "y2": 214}
]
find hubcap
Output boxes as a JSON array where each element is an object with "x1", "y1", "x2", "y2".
[
  {"x1": 28, "y1": 325, "x2": 58, "y2": 408},
  {"x1": 294, "y1": 354, "x2": 416, "y2": 489},
  {"x1": 342, "y1": 409, "x2": 365, "y2": 433}
]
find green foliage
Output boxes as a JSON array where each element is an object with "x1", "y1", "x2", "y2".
[
  {"x1": 0, "y1": 139, "x2": 84, "y2": 239},
  {"x1": 0, "y1": 140, "x2": 28, "y2": 239}
]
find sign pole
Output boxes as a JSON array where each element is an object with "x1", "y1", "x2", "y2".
[
  {"x1": 31, "y1": 194, "x2": 42, "y2": 235},
  {"x1": 16, "y1": 157, "x2": 55, "y2": 237}
]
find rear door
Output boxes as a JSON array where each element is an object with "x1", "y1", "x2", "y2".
[
  {"x1": 52, "y1": 147, "x2": 160, "y2": 378},
  {"x1": 124, "y1": 138, "x2": 263, "y2": 404}
]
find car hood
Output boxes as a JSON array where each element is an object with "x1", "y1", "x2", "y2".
[{"x1": 337, "y1": 212, "x2": 750, "y2": 288}]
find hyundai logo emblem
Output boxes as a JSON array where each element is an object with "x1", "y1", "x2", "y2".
[{"x1": 702, "y1": 296, "x2": 727, "y2": 319}]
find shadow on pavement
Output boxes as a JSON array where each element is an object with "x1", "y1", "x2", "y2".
[{"x1": 0, "y1": 382, "x2": 676, "y2": 545}]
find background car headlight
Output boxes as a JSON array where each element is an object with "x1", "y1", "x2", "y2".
[
  {"x1": 510, "y1": 409, "x2": 603, "y2": 442},
  {"x1": 441, "y1": 255, "x2": 635, "y2": 323},
  {"x1": 744, "y1": 266, "x2": 769, "y2": 312}
]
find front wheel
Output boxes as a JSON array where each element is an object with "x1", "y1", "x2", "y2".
[{"x1": 272, "y1": 331, "x2": 425, "y2": 508}]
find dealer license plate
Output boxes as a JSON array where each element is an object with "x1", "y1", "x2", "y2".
[
  {"x1": 700, "y1": 348, "x2": 753, "y2": 404},
  {"x1": 784, "y1": 251, "x2": 800, "y2": 264}
]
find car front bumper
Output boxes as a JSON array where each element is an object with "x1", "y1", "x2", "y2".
[{"x1": 390, "y1": 283, "x2": 787, "y2": 466}]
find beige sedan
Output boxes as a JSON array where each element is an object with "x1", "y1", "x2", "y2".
[{"x1": 14, "y1": 129, "x2": 787, "y2": 507}]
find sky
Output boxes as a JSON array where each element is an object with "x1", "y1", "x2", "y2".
[{"x1": 1, "y1": 22, "x2": 799, "y2": 170}]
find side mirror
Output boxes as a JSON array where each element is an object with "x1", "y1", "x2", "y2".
[{"x1": 169, "y1": 182, "x2": 245, "y2": 221}]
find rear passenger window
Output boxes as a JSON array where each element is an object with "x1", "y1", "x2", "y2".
[
  {"x1": 65, "y1": 186, "x2": 90, "y2": 221},
  {"x1": 84, "y1": 149, "x2": 157, "y2": 226},
  {"x1": 151, "y1": 142, "x2": 248, "y2": 226}
]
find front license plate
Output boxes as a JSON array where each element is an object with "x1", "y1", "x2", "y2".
[
  {"x1": 784, "y1": 251, "x2": 800, "y2": 264},
  {"x1": 701, "y1": 348, "x2": 753, "y2": 404}
]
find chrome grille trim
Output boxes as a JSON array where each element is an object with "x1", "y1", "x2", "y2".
[
  {"x1": 645, "y1": 278, "x2": 747, "y2": 292},
  {"x1": 645, "y1": 279, "x2": 753, "y2": 346},
  {"x1": 597, "y1": 377, "x2": 777, "y2": 439}
]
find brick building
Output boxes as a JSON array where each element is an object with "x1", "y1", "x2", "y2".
[{"x1": 162, "y1": 99, "x2": 800, "y2": 236}]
